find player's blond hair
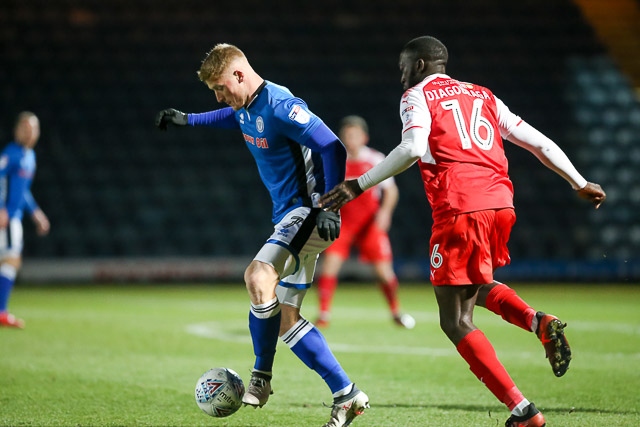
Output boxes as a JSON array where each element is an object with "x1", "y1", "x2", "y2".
[{"x1": 197, "y1": 43, "x2": 246, "y2": 82}]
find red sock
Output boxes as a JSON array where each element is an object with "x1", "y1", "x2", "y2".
[
  {"x1": 485, "y1": 283, "x2": 536, "y2": 332},
  {"x1": 317, "y1": 275, "x2": 338, "y2": 314},
  {"x1": 379, "y1": 277, "x2": 399, "y2": 314},
  {"x1": 456, "y1": 329, "x2": 524, "y2": 410}
]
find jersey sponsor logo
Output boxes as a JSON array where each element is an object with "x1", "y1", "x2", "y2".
[
  {"x1": 243, "y1": 133, "x2": 269, "y2": 149},
  {"x1": 288, "y1": 105, "x2": 310, "y2": 125},
  {"x1": 256, "y1": 116, "x2": 264, "y2": 133}
]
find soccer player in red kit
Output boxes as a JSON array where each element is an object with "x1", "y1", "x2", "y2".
[
  {"x1": 316, "y1": 115, "x2": 414, "y2": 329},
  {"x1": 320, "y1": 36, "x2": 606, "y2": 427}
]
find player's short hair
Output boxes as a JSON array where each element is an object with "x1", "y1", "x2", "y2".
[
  {"x1": 402, "y1": 36, "x2": 448, "y2": 66},
  {"x1": 14, "y1": 111, "x2": 37, "y2": 130},
  {"x1": 339, "y1": 115, "x2": 369, "y2": 134},
  {"x1": 197, "y1": 43, "x2": 246, "y2": 82}
]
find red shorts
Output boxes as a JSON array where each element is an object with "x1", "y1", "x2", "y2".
[
  {"x1": 429, "y1": 208, "x2": 516, "y2": 286},
  {"x1": 325, "y1": 219, "x2": 393, "y2": 263}
]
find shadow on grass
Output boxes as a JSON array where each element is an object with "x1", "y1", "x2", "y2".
[{"x1": 374, "y1": 402, "x2": 637, "y2": 416}]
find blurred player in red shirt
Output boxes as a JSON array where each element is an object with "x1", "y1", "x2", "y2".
[
  {"x1": 316, "y1": 116, "x2": 414, "y2": 329},
  {"x1": 321, "y1": 36, "x2": 606, "y2": 427}
]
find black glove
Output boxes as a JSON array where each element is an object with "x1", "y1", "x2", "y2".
[
  {"x1": 155, "y1": 108, "x2": 188, "y2": 130},
  {"x1": 316, "y1": 210, "x2": 341, "y2": 241}
]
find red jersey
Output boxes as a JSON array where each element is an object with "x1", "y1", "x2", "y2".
[
  {"x1": 401, "y1": 74, "x2": 521, "y2": 224},
  {"x1": 340, "y1": 146, "x2": 395, "y2": 223},
  {"x1": 327, "y1": 146, "x2": 395, "y2": 262}
]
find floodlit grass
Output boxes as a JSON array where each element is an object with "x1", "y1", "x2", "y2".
[{"x1": 1, "y1": 282, "x2": 638, "y2": 426}]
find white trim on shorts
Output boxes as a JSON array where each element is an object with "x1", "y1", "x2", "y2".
[
  {"x1": 254, "y1": 206, "x2": 337, "y2": 308},
  {"x1": 0, "y1": 217, "x2": 23, "y2": 258}
]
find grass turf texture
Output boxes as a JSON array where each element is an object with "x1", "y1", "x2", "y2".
[{"x1": 1, "y1": 283, "x2": 638, "y2": 427}]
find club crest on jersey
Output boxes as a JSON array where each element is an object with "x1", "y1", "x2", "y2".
[
  {"x1": 256, "y1": 116, "x2": 264, "y2": 133},
  {"x1": 239, "y1": 112, "x2": 245, "y2": 124},
  {"x1": 288, "y1": 105, "x2": 310, "y2": 124}
]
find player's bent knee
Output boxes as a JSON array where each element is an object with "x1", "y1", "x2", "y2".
[
  {"x1": 439, "y1": 318, "x2": 473, "y2": 342},
  {"x1": 244, "y1": 261, "x2": 279, "y2": 300},
  {"x1": 439, "y1": 318, "x2": 457, "y2": 337}
]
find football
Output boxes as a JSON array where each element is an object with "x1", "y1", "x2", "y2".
[{"x1": 195, "y1": 367, "x2": 245, "y2": 417}]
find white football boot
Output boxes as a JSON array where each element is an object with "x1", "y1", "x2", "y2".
[
  {"x1": 322, "y1": 385, "x2": 369, "y2": 427},
  {"x1": 242, "y1": 374, "x2": 272, "y2": 408}
]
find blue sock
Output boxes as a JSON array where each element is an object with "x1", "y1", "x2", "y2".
[
  {"x1": 0, "y1": 264, "x2": 17, "y2": 312},
  {"x1": 248, "y1": 297, "x2": 281, "y2": 374},
  {"x1": 282, "y1": 317, "x2": 351, "y2": 393}
]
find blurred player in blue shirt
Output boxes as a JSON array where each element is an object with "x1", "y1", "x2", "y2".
[
  {"x1": 156, "y1": 44, "x2": 368, "y2": 427},
  {"x1": 0, "y1": 111, "x2": 50, "y2": 329}
]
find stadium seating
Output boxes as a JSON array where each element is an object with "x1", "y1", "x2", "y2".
[{"x1": 1, "y1": 0, "x2": 636, "y2": 278}]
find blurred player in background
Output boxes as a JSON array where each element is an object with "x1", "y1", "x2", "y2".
[
  {"x1": 0, "y1": 111, "x2": 50, "y2": 329},
  {"x1": 156, "y1": 43, "x2": 368, "y2": 427},
  {"x1": 316, "y1": 115, "x2": 415, "y2": 329},
  {"x1": 321, "y1": 36, "x2": 606, "y2": 427}
]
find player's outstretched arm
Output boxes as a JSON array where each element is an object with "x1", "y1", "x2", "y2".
[
  {"x1": 577, "y1": 182, "x2": 606, "y2": 209},
  {"x1": 505, "y1": 121, "x2": 606, "y2": 209},
  {"x1": 319, "y1": 180, "x2": 364, "y2": 212},
  {"x1": 320, "y1": 135, "x2": 424, "y2": 212},
  {"x1": 156, "y1": 107, "x2": 238, "y2": 130}
]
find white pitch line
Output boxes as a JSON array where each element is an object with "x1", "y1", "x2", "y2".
[
  {"x1": 186, "y1": 322, "x2": 251, "y2": 344},
  {"x1": 185, "y1": 321, "x2": 640, "y2": 361},
  {"x1": 568, "y1": 321, "x2": 640, "y2": 336},
  {"x1": 185, "y1": 321, "x2": 455, "y2": 356}
]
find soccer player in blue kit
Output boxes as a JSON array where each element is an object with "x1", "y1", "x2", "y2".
[
  {"x1": 156, "y1": 43, "x2": 369, "y2": 427},
  {"x1": 0, "y1": 111, "x2": 50, "y2": 329}
]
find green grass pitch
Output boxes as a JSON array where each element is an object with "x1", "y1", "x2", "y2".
[{"x1": 1, "y1": 282, "x2": 638, "y2": 426}]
